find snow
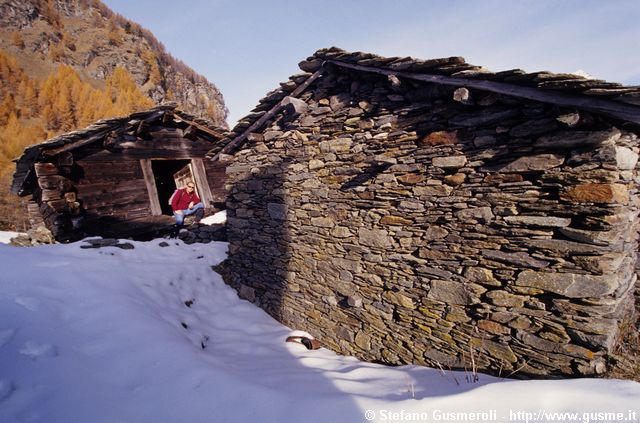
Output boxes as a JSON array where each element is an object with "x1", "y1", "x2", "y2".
[
  {"x1": 0, "y1": 239, "x2": 639, "y2": 423},
  {"x1": 572, "y1": 69, "x2": 596, "y2": 79},
  {"x1": 200, "y1": 209, "x2": 226, "y2": 225},
  {"x1": 0, "y1": 231, "x2": 24, "y2": 244}
]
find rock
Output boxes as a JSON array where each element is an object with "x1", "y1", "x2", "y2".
[
  {"x1": 379, "y1": 215, "x2": 412, "y2": 226},
  {"x1": 566, "y1": 328, "x2": 617, "y2": 350},
  {"x1": 477, "y1": 320, "x2": 509, "y2": 335},
  {"x1": 354, "y1": 331, "x2": 371, "y2": 350},
  {"x1": 264, "y1": 130, "x2": 284, "y2": 141},
  {"x1": 428, "y1": 280, "x2": 486, "y2": 305},
  {"x1": 572, "y1": 253, "x2": 625, "y2": 274},
  {"x1": 382, "y1": 291, "x2": 415, "y2": 308},
  {"x1": 614, "y1": 146, "x2": 638, "y2": 170},
  {"x1": 473, "y1": 135, "x2": 496, "y2": 147},
  {"x1": 310, "y1": 217, "x2": 334, "y2": 228},
  {"x1": 397, "y1": 174, "x2": 425, "y2": 185},
  {"x1": 159, "y1": 241, "x2": 170, "y2": 247},
  {"x1": 444, "y1": 173, "x2": 466, "y2": 186},
  {"x1": 559, "y1": 227, "x2": 621, "y2": 246},
  {"x1": 534, "y1": 128, "x2": 621, "y2": 148},
  {"x1": 485, "y1": 290, "x2": 526, "y2": 307},
  {"x1": 503, "y1": 216, "x2": 571, "y2": 228},
  {"x1": 398, "y1": 201, "x2": 425, "y2": 212},
  {"x1": 421, "y1": 131, "x2": 458, "y2": 146},
  {"x1": 556, "y1": 113, "x2": 580, "y2": 127},
  {"x1": 9, "y1": 234, "x2": 32, "y2": 247},
  {"x1": 432, "y1": 156, "x2": 467, "y2": 169},
  {"x1": 309, "y1": 159, "x2": 325, "y2": 170},
  {"x1": 464, "y1": 267, "x2": 501, "y2": 286},
  {"x1": 319, "y1": 138, "x2": 352, "y2": 153},
  {"x1": 560, "y1": 183, "x2": 628, "y2": 204},
  {"x1": 322, "y1": 295, "x2": 338, "y2": 306},
  {"x1": 238, "y1": 285, "x2": 256, "y2": 302},
  {"x1": 413, "y1": 185, "x2": 452, "y2": 196},
  {"x1": 452, "y1": 87, "x2": 473, "y2": 105},
  {"x1": 298, "y1": 58, "x2": 323, "y2": 72},
  {"x1": 522, "y1": 239, "x2": 609, "y2": 255},
  {"x1": 358, "y1": 228, "x2": 393, "y2": 248},
  {"x1": 82, "y1": 238, "x2": 118, "y2": 248},
  {"x1": 330, "y1": 226, "x2": 353, "y2": 237},
  {"x1": 254, "y1": 143, "x2": 269, "y2": 153},
  {"x1": 417, "y1": 266, "x2": 453, "y2": 279},
  {"x1": 515, "y1": 330, "x2": 560, "y2": 352},
  {"x1": 496, "y1": 154, "x2": 564, "y2": 172},
  {"x1": 424, "y1": 226, "x2": 448, "y2": 240},
  {"x1": 347, "y1": 296, "x2": 363, "y2": 308},
  {"x1": 267, "y1": 203, "x2": 288, "y2": 220},
  {"x1": 116, "y1": 242, "x2": 134, "y2": 250},
  {"x1": 455, "y1": 207, "x2": 494, "y2": 223},
  {"x1": 28, "y1": 225, "x2": 55, "y2": 244},
  {"x1": 475, "y1": 339, "x2": 517, "y2": 363},
  {"x1": 515, "y1": 270, "x2": 621, "y2": 298},
  {"x1": 482, "y1": 250, "x2": 550, "y2": 268}
]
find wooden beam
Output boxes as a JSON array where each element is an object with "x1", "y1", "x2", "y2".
[
  {"x1": 327, "y1": 59, "x2": 640, "y2": 124},
  {"x1": 210, "y1": 66, "x2": 325, "y2": 161},
  {"x1": 42, "y1": 131, "x2": 110, "y2": 157},
  {"x1": 190, "y1": 158, "x2": 215, "y2": 208},
  {"x1": 139, "y1": 159, "x2": 162, "y2": 216},
  {"x1": 171, "y1": 113, "x2": 226, "y2": 139}
]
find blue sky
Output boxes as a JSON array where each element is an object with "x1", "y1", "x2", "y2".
[{"x1": 102, "y1": 0, "x2": 640, "y2": 126}]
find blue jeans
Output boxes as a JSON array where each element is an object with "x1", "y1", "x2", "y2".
[{"x1": 173, "y1": 202, "x2": 204, "y2": 225}]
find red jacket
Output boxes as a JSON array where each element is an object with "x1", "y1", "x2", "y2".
[{"x1": 171, "y1": 189, "x2": 201, "y2": 211}]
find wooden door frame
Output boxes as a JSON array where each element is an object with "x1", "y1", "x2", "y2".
[
  {"x1": 190, "y1": 158, "x2": 214, "y2": 208},
  {"x1": 140, "y1": 159, "x2": 162, "y2": 216},
  {"x1": 140, "y1": 158, "x2": 214, "y2": 216}
]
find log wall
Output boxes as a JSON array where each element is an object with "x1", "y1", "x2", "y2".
[{"x1": 28, "y1": 126, "x2": 227, "y2": 241}]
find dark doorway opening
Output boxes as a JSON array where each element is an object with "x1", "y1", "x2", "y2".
[{"x1": 151, "y1": 159, "x2": 191, "y2": 215}]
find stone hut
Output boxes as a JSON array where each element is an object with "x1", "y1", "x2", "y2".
[
  {"x1": 12, "y1": 104, "x2": 227, "y2": 241},
  {"x1": 212, "y1": 47, "x2": 640, "y2": 377}
]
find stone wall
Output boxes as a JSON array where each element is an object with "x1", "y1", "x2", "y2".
[{"x1": 223, "y1": 65, "x2": 639, "y2": 377}]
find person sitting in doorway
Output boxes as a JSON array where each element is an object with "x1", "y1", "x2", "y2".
[{"x1": 171, "y1": 181, "x2": 204, "y2": 227}]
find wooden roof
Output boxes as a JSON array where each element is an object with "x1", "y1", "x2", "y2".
[
  {"x1": 12, "y1": 103, "x2": 227, "y2": 195},
  {"x1": 208, "y1": 47, "x2": 640, "y2": 160}
]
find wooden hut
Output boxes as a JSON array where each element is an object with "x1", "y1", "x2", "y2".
[
  {"x1": 215, "y1": 47, "x2": 640, "y2": 377},
  {"x1": 12, "y1": 104, "x2": 228, "y2": 241}
]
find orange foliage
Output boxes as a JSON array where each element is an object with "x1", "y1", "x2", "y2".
[
  {"x1": 10, "y1": 31, "x2": 24, "y2": 49},
  {"x1": 0, "y1": 49, "x2": 156, "y2": 229}
]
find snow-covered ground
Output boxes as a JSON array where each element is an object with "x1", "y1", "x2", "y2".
[
  {"x1": 201, "y1": 209, "x2": 226, "y2": 225},
  {"x1": 0, "y1": 239, "x2": 639, "y2": 423}
]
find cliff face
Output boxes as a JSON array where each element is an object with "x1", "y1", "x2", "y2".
[{"x1": 0, "y1": 0, "x2": 228, "y2": 127}]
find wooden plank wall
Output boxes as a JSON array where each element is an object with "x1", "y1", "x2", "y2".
[
  {"x1": 75, "y1": 153, "x2": 150, "y2": 225},
  {"x1": 28, "y1": 125, "x2": 228, "y2": 240},
  {"x1": 203, "y1": 159, "x2": 228, "y2": 205}
]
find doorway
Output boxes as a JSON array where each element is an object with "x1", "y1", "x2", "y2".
[{"x1": 151, "y1": 159, "x2": 192, "y2": 215}]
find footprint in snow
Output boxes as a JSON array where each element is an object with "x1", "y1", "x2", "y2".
[
  {"x1": 0, "y1": 379, "x2": 14, "y2": 402},
  {"x1": 35, "y1": 261, "x2": 70, "y2": 268},
  {"x1": 15, "y1": 296, "x2": 40, "y2": 311},
  {"x1": 0, "y1": 328, "x2": 16, "y2": 349},
  {"x1": 19, "y1": 341, "x2": 57, "y2": 360}
]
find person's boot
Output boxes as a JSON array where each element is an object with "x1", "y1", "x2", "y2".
[
  {"x1": 194, "y1": 208, "x2": 204, "y2": 224},
  {"x1": 170, "y1": 223, "x2": 182, "y2": 238}
]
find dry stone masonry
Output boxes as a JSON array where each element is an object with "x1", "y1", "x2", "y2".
[{"x1": 219, "y1": 48, "x2": 640, "y2": 377}]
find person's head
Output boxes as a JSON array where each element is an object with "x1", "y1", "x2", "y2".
[{"x1": 186, "y1": 181, "x2": 195, "y2": 192}]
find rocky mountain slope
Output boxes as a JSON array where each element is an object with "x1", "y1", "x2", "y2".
[{"x1": 0, "y1": 0, "x2": 228, "y2": 127}]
